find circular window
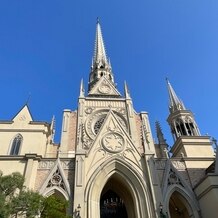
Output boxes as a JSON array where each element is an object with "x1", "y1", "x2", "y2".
[
  {"x1": 94, "y1": 116, "x2": 106, "y2": 134},
  {"x1": 85, "y1": 109, "x2": 127, "y2": 140}
]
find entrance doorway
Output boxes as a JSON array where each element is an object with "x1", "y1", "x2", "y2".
[
  {"x1": 99, "y1": 175, "x2": 135, "y2": 218},
  {"x1": 169, "y1": 191, "x2": 191, "y2": 218},
  {"x1": 100, "y1": 190, "x2": 128, "y2": 218}
]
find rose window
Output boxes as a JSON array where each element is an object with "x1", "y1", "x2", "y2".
[{"x1": 94, "y1": 116, "x2": 106, "y2": 134}]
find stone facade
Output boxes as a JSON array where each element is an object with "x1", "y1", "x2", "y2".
[{"x1": 0, "y1": 21, "x2": 218, "y2": 218}]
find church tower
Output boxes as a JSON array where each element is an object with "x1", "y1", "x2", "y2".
[
  {"x1": 63, "y1": 20, "x2": 158, "y2": 218},
  {"x1": 167, "y1": 79, "x2": 200, "y2": 141},
  {"x1": 166, "y1": 79, "x2": 214, "y2": 158},
  {"x1": 1, "y1": 17, "x2": 218, "y2": 218},
  {"x1": 88, "y1": 19, "x2": 114, "y2": 92}
]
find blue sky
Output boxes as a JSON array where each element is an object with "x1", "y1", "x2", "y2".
[{"x1": 0, "y1": 1, "x2": 218, "y2": 145}]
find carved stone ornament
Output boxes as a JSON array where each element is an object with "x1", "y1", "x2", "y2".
[
  {"x1": 102, "y1": 132, "x2": 125, "y2": 153},
  {"x1": 98, "y1": 84, "x2": 111, "y2": 94},
  {"x1": 83, "y1": 137, "x2": 93, "y2": 149},
  {"x1": 85, "y1": 107, "x2": 95, "y2": 114},
  {"x1": 47, "y1": 169, "x2": 66, "y2": 191},
  {"x1": 38, "y1": 160, "x2": 74, "y2": 170},
  {"x1": 85, "y1": 109, "x2": 127, "y2": 140},
  {"x1": 171, "y1": 161, "x2": 186, "y2": 170},
  {"x1": 19, "y1": 115, "x2": 26, "y2": 121},
  {"x1": 168, "y1": 169, "x2": 183, "y2": 186},
  {"x1": 155, "y1": 160, "x2": 166, "y2": 169},
  {"x1": 82, "y1": 124, "x2": 93, "y2": 149},
  {"x1": 116, "y1": 108, "x2": 126, "y2": 115}
]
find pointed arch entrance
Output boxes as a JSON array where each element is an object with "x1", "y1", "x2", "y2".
[
  {"x1": 100, "y1": 175, "x2": 133, "y2": 218},
  {"x1": 41, "y1": 188, "x2": 69, "y2": 217},
  {"x1": 85, "y1": 158, "x2": 154, "y2": 218},
  {"x1": 169, "y1": 191, "x2": 191, "y2": 218},
  {"x1": 100, "y1": 190, "x2": 128, "y2": 218},
  {"x1": 164, "y1": 185, "x2": 200, "y2": 218}
]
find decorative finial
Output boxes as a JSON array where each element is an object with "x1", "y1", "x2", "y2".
[
  {"x1": 50, "y1": 115, "x2": 56, "y2": 143},
  {"x1": 79, "y1": 78, "x2": 85, "y2": 97},
  {"x1": 57, "y1": 146, "x2": 61, "y2": 158},
  {"x1": 26, "y1": 92, "x2": 31, "y2": 105},
  {"x1": 124, "y1": 81, "x2": 131, "y2": 99},
  {"x1": 96, "y1": 17, "x2": 100, "y2": 24}
]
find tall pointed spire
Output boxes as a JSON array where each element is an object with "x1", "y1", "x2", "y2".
[
  {"x1": 166, "y1": 79, "x2": 185, "y2": 113},
  {"x1": 88, "y1": 19, "x2": 114, "y2": 92},
  {"x1": 93, "y1": 18, "x2": 108, "y2": 66}
]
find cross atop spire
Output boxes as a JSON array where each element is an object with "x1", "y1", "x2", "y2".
[
  {"x1": 166, "y1": 78, "x2": 185, "y2": 113},
  {"x1": 88, "y1": 19, "x2": 114, "y2": 92}
]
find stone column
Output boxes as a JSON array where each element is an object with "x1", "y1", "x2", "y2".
[{"x1": 24, "y1": 154, "x2": 41, "y2": 189}]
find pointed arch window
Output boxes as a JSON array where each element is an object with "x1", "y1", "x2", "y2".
[
  {"x1": 10, "y1": 134, "x2": 23, "y2": 155},
  {"x1": 169, "y1": 191, "x2": 193, "y2": 218},
  {"x1": 184, "y1": 117, "x2": 198, "y2": 136}
]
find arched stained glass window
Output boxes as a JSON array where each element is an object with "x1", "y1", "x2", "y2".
[{"x1": 10, "y1": 134, "x2": 23, "y2": 155}]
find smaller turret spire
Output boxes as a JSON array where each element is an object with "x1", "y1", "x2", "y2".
[
  {"x1": 124, "y1": 81, "x2": 131, "y2": 99},
  {"x1": 79, "y1": 78, "x2": 85, "y2": 98},
  {"x1": 166, "y1": 78, "x2": 201, "y2": 141},
  {"x1": 155, "y1": 121, "x2": 166, "y2": 145},
  {"x1": 155, "y1": 121, "x2": 169, "y2": 158},
  {"x1": 166, "y1": 78, "x2": 185, "y2": 113},
  {"x1": 50, "y1": 115, "x2": 56, "y2": 143}
]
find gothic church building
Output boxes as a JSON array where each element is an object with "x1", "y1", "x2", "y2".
[{"x1": 0, "y1": 21, "x2": 218, "y2": 218}]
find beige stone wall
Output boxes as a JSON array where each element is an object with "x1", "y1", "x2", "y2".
[
  {"x1": 60, "y1": 110, "x2": 77, "y2": 157},
  {"x1": 45, "y1": 144, "x2": 59, "y2": 158},
  {"x1": 155, "y1": 144, "x2": 162, "y2": 158},
  {"x1": 0, "y1": 159, "x2": 26, "y2": 175},
  {"x1": 64, "y1": 169, "x2": 75, "y2": 195},
  {"x1": 171, "y1": 136, "x2": 214, "y2": 158},
  {"x1": 185, "y1": 159, "x2": 214, "y2": 187},
  {"x1": 0, "y1": 106, "x2": 53, "y2": 157},
  {"x1": 0, "y1": 130, "x2": 49, "y2": 156},
  {"x1": 67, "y1": 111, "x2": 77, "y2": 152},
  {"x1": 195, "y1": 175, "x2": 218, "y2": 218},
  {"x1": 35, "y1": 169, "x2": 50, "y2": 191},
  {"x1": 134, "y1": 113, "x2": 144, "y2": 153}
]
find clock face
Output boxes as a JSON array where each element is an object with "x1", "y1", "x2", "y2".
[{"x1": 98, "y1": 85, "x2": 111, "y2": 94}]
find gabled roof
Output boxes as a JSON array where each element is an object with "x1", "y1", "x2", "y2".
[
  {"x1": 88, "y1": 75, "x2": 121, "y2": 97},
  {"x1": 39, "y1": 158, "x2": 71, "y2": 199},
  {"x1": 12, "y1": 104, "x2": 33, "y2": 122}
]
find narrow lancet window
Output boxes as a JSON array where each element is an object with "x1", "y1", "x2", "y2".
[{"x1": 10, "y1": 134, "x2": 23, "y2": 155}]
